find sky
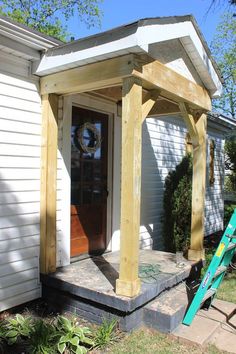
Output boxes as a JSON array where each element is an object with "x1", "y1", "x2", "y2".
[{"x1": 67, "y1": 0, "x2": 231, "y2": 47}]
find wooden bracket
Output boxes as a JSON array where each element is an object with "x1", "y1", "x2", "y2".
[
  {"x1": 142, "y1": 89, "x2": 161, "y2": 122},
  {"x1": 179, "y1": 102, "x2": 200, "y2": 147}
]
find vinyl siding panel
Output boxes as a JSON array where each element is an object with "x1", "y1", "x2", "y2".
[
  {"x1": 141, "y1": 115, "x2": 225, "y2": 251},
  {"x1": 0, "y1": 51, "x2": 41, "y2": 311}
]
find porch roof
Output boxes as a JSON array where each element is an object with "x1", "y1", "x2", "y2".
[{"x1": 35, "y1": 15, "x2": 223, "y2": 98}]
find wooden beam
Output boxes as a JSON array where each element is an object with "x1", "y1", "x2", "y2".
[
  {"x1": 133, "y1": 55, "x2": 212, "y2": 111},
  {"x1": 41, "y1": 53, "x2": 212, "y2": 113},
  {"x1": 189, "y1": 113, "x2": 207, "y2": 261},
  {"x1": 142, "y1": 90, "x2": 160, "y2": 122},
  {"x1": 116, "y1": 77, "x2": 142, "y2": 297},
  {"x1": 40, "y1": 54, "x2": 136, "y2": 95},
  {"x1": 40, "y1": 94, "x2": 58, "y2": 274}
]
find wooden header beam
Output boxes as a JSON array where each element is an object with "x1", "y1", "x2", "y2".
[
  {"x1": 40, "y1": 54, "x2": 136, "y2": 95},
  {"x1": 133, "y1": 55, "x2": 212, "y2": 111},
  {"x1": 41, "y1": 54, "x2": 212, "y2": 111}
]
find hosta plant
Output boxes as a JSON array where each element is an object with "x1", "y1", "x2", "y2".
[{"x1": 56, "y1": 315, "x2": 94, "y2": 354}]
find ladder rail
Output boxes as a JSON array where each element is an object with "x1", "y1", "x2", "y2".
[{"x1": 183, "y1": 209, "x2": 236, "y2": 326}]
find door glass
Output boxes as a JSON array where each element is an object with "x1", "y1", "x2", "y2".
[{"x1": 70, "y1": 106, "x2": 108, "y2": 256}]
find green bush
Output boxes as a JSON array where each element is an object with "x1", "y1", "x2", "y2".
[
  {"x1": 0, "y1": 314, "x2": 94, "y2": 354},
  {"x1": 162, "y1": 154, "x2": 192, "y2": 253},
  {"x1": 224, "y1": 203, "x2": 236, "y2": 227}
]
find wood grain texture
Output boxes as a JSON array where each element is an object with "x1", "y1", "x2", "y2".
[
  {"x1": 141, "y1": 90, "x2": 160, "y2": 122},
  {"x1": 116, "y1": 77, "x2": 142, "y2": 297},
  {"x1": 40, "y1": 54, "x2": 136, "y2": 95},
  {"x1": 189, "y1": 114, "x2": 207, "y2": 261},
  {"x1": 40, "y1": 94, "x2": 58, "y2": 273},
  {"x1": 133, "y1": 56, "x2": 212, "y2": 111}
]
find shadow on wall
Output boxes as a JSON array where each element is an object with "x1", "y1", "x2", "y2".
[
  {"x1": 140, "y1": 116, "x2": 187, "y2": 251},
  {"x1": 0, "y1": 176, "x2": 41, "y2": 312}
]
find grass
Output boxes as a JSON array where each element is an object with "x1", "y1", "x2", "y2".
[
  {"x1": 106, "y1": 328, "x2": 226, "y2": 354},
  {"x1": 216, "y1": 271, "x2": 236, "y2": 303}
]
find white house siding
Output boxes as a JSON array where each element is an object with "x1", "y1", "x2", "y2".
[
  {"x1": 0, "y1": 51, "x2": 42, "y2": 311},
  {"x1": 205, "y1": 128, "x2": 225, "y2": 235},
  {"x1": 140, "y1": 115, "x2": 225, "y2": 250}
]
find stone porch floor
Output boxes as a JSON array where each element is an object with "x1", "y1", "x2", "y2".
[{"x1": 41, "y1": 250, "x2": 198, "y2": 331}]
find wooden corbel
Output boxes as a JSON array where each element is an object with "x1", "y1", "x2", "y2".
[
  {"x1": 142, "y1": 89, "x2": 161, "y2": 122},
  {"x1": 179, "y1": 102, "x2": 201, "y2": 147}
]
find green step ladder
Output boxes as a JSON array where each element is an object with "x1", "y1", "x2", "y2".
[{"x1": 183, "y1": 209, "x2": 236, "y2": 326}]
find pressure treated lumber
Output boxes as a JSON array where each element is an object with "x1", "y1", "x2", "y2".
[
  {"x1": 40, "y1": 54, "x2": 136, "y2": 95},
  {"x1": 116, "y1": 77, "x2": 142, "y2": 297},
  {"x1": 40, "y1": 94, "x2": 58, "y2": 274},
  {"x1": 189, "y1": 113, "x2": 207, "y2": 261},
  {"x1": 179, "y1": 102, "x2": 207, "y2": 261},
  {"x1": 141, "y1": 90, "x2": 160, "y2": 122},
  {"x1": 133, "y1": 56, "x2": 212, "y2": 111},
  {"x1": 41, "y1": 53, "x2": 212, "y2": 112}
]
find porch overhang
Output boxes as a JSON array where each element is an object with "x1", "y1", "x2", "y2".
[
  {"x1": 40, "y1": 53, "x2": 211, "y2": 111},
  {"x1": 39, "y1": 16, "x2": 222, "y2": 299}
]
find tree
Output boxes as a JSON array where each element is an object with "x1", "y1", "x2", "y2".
[
  {"x1": 211, "y1": 12, "x2": 236, "y2": 118},
  {"x1": 210, "y1": 0, "x2": 236, "y2": 8},
  {"x1": 0, "y1": 0, "x2": 103, "y2": 40},
  {"x1": 211, "y1": 12, "x2": 236, "y2": 194},
  {"x1": 225, "y1": 133, "x2": 236, "y2": 192}
]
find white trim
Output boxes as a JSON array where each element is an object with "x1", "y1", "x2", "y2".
[
  {"x1": 35, "y1": 19, "x2": 222, "y2": 97},
  {"x1": 60, "y1": 95, "x2": 72, "y2": 266},
  {"x1": 60, "y1": 93, "x2": 116, "y2": 265}
]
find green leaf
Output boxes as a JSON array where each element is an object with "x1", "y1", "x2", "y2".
[
  {"x1": 70, "y1": 336, "x2": 79, "y2": 346},
  {"x1": 6, "y1": 330, "x2": 18, "y2": 338},
  {"x1": 59, "y1": 334, "x2": 70, "y2": 343},
  {"x1": 58, "y1": 341, "x2": 66, "y2": 354},
  {"x1": 15, "y1": 314, "x2": 25, "y2": 324},
  {"x1": 75, "y1": 345, "x2": 87, "y2": 354},
  {"x1": 7, "y1": 336, "x2": 17, "y2": 345}
]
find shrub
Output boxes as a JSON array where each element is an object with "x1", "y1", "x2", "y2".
[
  {"x1": 224, "y1": 203, "x2": 236, "y2": 227},
  {"x1": 1, "y1": 314, "x2": 33, "y2": 345},
  {"x1": 55, "y1": 315, "x2": 94, "y2": 354},
  {"x1": 162, "y1": 154, "x2": 192, "y2": 253}
]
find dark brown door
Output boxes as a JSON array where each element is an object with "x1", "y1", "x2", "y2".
[{"x1": 70, "y1": 106, "x2": 108, "y2": 257}]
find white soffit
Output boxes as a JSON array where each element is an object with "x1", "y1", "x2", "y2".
[{"x1": 35, "y1": 16, "x2": 222, "y2": 98}]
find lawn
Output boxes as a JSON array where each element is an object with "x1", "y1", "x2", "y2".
[
  {"x1": 106, "y1": 328, "x2": 225, "y2": 354},
  {"x1": 216, "y1": 271, "x2": 236, "y2": 303}
]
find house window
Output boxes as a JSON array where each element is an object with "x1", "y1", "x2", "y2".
[{"x1": 209, "y1": 139, "x2": 215, "y2": 186}]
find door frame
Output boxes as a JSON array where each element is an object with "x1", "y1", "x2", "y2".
[{"x1": 60, "y1": 93, "x2": 116, "y2": 266}]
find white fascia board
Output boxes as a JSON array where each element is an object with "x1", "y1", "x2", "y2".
[
  {"x1": 0, "y1": 34, "x2": 40, "y2": 60},
  {"x1": 136, "y1": 22, "x2": 222, "y2": 97},
  {"x1": 0, "y1": 20, "x2": 61, "y2": 51},
  {"x1": 35, "y1": 33, "x2": 142, "y2": 76},
  {"x1": 35, "y1": 19, "x2": 222, "y2": 98}
]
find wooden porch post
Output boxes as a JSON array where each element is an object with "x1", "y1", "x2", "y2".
[
  {"x1": 116, "y1": 77, "x2": 143, "y2": 297},
  {"x1": 40, "y1": 94, "x2": 58, "y2": 274},
  {"x1": 179, "y1": 103, "x2": 207, "y2": 261},
  {"x1": 188, "y1": 113, "x2": 207, "y2": 261}
]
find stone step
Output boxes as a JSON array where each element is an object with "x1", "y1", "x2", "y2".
[{"x1": 143, "y1": 282, "x2": 188, "y2": 333}]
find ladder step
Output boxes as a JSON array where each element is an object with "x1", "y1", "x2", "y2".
[
  {"x1": 201, "y1": 288, "x2": 216, "y2": 305},
  {"x1": 226, "y1": 242, "x2": 236, "y2": 252},
  {"x1": 214, "y1": 265, "x2": 227, "y2": 278}
]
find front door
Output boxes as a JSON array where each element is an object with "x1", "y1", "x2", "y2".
[{"x1": 70, "y1": 106, "x2": 108, "y2": 257}]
